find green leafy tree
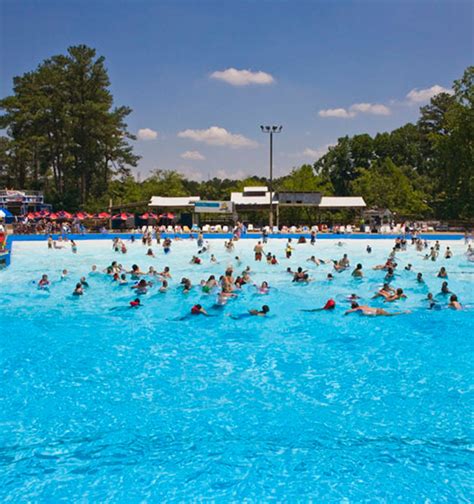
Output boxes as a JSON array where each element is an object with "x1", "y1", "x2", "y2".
[
  {"x1": 351, "y1": 158, "x2": 429, "y2": 217},
  {"x1": 0, "y1": 45, "x2": 139, "y2": 209}
]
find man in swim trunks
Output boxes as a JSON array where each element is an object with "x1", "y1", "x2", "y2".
[
  {"x1": 254, "y1": 241, "x2": 264, "y2": 261},
  {"x1": 345, "y1": 302, "x2": 407, "y2": 316}
]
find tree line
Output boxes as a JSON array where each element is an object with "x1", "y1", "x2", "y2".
[{"x1": 0, "y1": 45, "x2": 472, "y2": 221}]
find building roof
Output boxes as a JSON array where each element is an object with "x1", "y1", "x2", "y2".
[
  {"x1": 243, "y1": 186, "x2": 268, "y2": 193},
  {"x1": 318, "y1": 196, "x2": 366, "y2": 208},
  {"x1": 231, "y1": 191, "x2": 278, "y2": 206},
  {"x1": 149, "y1": 196, "x2": 200, "y2": 208}
]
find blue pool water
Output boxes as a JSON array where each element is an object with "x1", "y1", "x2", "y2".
[{"x1": 1, "y1": 237, "x2": 473, "y2": 501}]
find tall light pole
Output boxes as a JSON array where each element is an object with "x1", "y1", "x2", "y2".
[{"x1": 260, "y1": 125, "x2": 282, "y2": 228}]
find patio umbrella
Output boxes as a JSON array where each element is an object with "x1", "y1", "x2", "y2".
[
  {"x1": 95, "y1": 212, "x2": 111, "y2": 219},
  {"x1": 159, "y1": 212, "x2": 175, "y2": 220},
  {"x1": 112, "y1": 212, "x2": 133, "y2": 221},
  {"x1": 26, "y1": 212, "x2": 36, "y2": 219},
  {"x1": 49, "y1": 213, "x2": 58, "y2": 220},
  {"x1": 140, "y1": 212, "x2": 158, "y2": 220},
  {"x1": 74, "y1": 212, "x2": 91, "y2": 220},
  {"x1": 57, "y1": 210, "x2": 73, "y2": 219}
]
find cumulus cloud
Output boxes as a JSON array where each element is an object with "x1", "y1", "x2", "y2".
[
  {"x1": 350, "y1": 103, "x2": 391, "y2": 115},
  {"x1": 178, "y1": 126, "x2": 258, "y2": 148},
  {"x1": 302, "y1": 144, "x2": 333, "y2": 160},
  {"x1": 180, "y1": 150, "x2": 205, "y2": 161},
  {"x1": 406, "y1": 84, "x2": 453, "y2": 103},
  {"x1": 136, "y1": 128, "x2": 158, "y2": 140},
  {"x1": 210, "y1": 68, "x2": 275, "y2": 86},
  {"x1": 319, "y1": 103, "x2": 391, "y2": 118},
  {"x1": 318, "y1": 108, "x2": 355, "y2": 118}
]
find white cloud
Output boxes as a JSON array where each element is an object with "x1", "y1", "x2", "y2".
[
  {"x1": 210, "y1": 68, "x2": 275, "y2": 86},
  {"x1": 178, "y1": 126, "x2": 258, "y2": 148},
  {"x1": 319, "y1": 108, "x2": 355, "y2": 118},
  {"x1": 406, "y1": 84, "x2": 453, "y2": 103},
  {"x1": 302, "y1": 144, "x2": 333, "y2": 160},
  {"x1": 137, "y1": 128, "x2": 158, "y2": 140},
  {"x1": 216, "y1": 168, "x2": 248, "y2": 180},
  {"x1": 350, "y1": 103, "x2": 391, "y2": 115},
  {"x1": 180, "y1": 150, "x2": 205, "y2": 161},
  {"x1": 319, "y1": 102, "x2": 391, "y2": 118}
]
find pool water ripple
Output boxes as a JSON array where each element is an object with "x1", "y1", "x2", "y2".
[{"x1": 0, "y1": 238, "x2": 472, "y2": 501}]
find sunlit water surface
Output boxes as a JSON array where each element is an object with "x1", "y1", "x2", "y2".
[{"x1": 1, "y1": 237, "x2": 473, "y2": 501}]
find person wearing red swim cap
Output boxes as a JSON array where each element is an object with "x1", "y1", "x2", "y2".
[
  {"x1": 301, "y1": 299, "x2": 336, "y2": 312},
  {"x1": 129, "y1": 298, "x2": 142, "y2": 308},
  {"x1": 191, "y1": 304, "x2": 209, "y2": 316}
]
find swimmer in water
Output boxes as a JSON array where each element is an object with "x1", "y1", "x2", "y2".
[
  {"x1": 404, "y1": 263, "x2": 412, "y2": 271},
  {"x1": 351, "y1": 263, "x2": 363, "y2": 278},
  {"x1": 181, "y1": 277, "x2": 192, "y2": 293},
  {"x1": 159, "y1": 266, "x2": 171, "y2": 278},
  {"x1": 345, "y1": 302, "x2": 408, "y2": 317},
  {"x1": 372, "y1": 283, "x2": 395, "y2": 299},
  {"x1": 437, "y1": 267, "x2": 448, "y2": 278},
  {"x1": 159, "y1": 280, "x2": 168, "y2": 293},
  {"x1": 80, "y1": 276, "x2": 89, "y2": 288},
  {"x1": 146, "y1": 248, "x2": 155, "y2": 257},
  {"x1": 72, "y1": 283, "x2": 83, "y2": 296},
  {"x1": 190, "y1": 304, "x2": 210, "y2": 316},
  {"x1": 426, "y1": 293, "x2": 438, "y2": 310},
  {"x1": 448, "y1": 294, "x2": 462, "y2": 310},
  {"x1": 383, "y1": 288, "x2": 406, "y2": 302},
  {"x1": 255, "y1": 281, "x2": 270, "y2": 294},
  {"x1": 440, "y1": 281, "x2": 450, "y2": 295},
  {"x1": 327, "y1": 273, "x2": 334, "y2": 281},
  {"x1": 416, "y1": 272, "x2": 424, "y2": 283},
  {"x1": 366, "y1": 245, "x2": 372, "y2": 253},
  {"x1": 71, "y1": 240, "x2": 77, "y2": 254},
  {"x1": 307, "y1": 256, "x2": 320, "y2": 265},
  {"x1": 61, "y1": 269, "x2": 68, "y2": 280},
  {"x1": 38, "y1": 274, "x2": 50, "y2": 289},
  {"x1": 249, "y1": 305, "x2": 270, "y2": 316},
  {"x1": 347, "y1": 293, "x2": 361, "y2": 302},
  {"x1": 129, "y1": 298, "x2": 142, "y2": 308},
  {"x1": 131, "y1": 279, "x2": 152, "y2": 294},
  {"x1": 301, "y1": 298, "x2": 336, "y2": 312}
]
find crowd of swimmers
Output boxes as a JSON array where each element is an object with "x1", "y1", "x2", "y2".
[{"x1": 35, "y1": 230, "x2": 473, "y2": 317}]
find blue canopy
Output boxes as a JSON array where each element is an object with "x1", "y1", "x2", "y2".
[{"x1": 0, "y1": 208, "x2": 13, "y2": 217}]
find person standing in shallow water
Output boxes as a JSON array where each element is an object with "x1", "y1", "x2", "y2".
[{"x1": 254, "y1": 241, "x2": 264, "y2": 261}]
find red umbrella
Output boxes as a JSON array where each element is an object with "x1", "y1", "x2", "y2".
[
  {"x1": 159, "y1": 212, "x2": 175, "y2": 220},
  {"x1": 112, "y1": 212, "x2": 133, "y2": 221},
  {"x1": 49, "y1": 213, "x2": 58, "y2": 220},
  {"x1": 140, "y1": 212, "x2": 158, "y2": 220},
  {"x1": 95, "y1": 212, "x2": 111, "y2": 219},
  {"x1": 74, "y1": 212, "x2": 88, "y2": 220},
  {"x1": 27, "y1": 212, "x2": 36, "y2": 219},
  {"x1": 57, "y1": 210, "x2": 72, "y2": 219}
]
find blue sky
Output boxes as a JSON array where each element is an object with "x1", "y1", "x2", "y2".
[{"x1": 1, "y1": 0, "x2": 472, "y2": 180}]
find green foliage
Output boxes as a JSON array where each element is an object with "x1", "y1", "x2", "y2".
[
  {"x1": 0, "y1": 49, "x2": 472, "y2": 221},
  {"x1": 351, "y1": 159, "x2": 429, "y2": 217},
  {"x1": 0, "y1": 45, "x2": 138, "y2": 209}
]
